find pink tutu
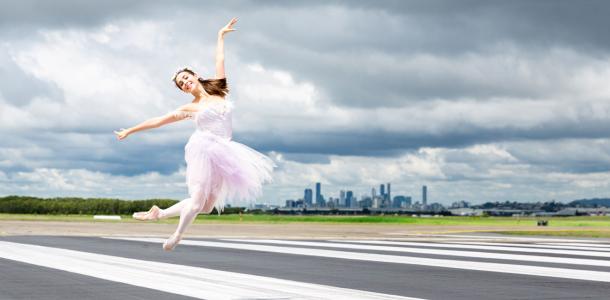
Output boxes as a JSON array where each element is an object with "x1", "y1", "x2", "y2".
[
  {"x1": 179, "y1": 100, "x2": 275, "y2": 213},
  {"x1": 185, "y1": 131, "x2": 275, "y2": 212}
]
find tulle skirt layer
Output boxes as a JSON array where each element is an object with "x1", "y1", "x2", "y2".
[{"x1": 184, "y1": 131, "x2": 275, "y2": 213}]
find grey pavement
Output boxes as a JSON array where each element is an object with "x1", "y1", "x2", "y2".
[{"x1": 1, "y1": 235, "x2": 609, "y2": 300}]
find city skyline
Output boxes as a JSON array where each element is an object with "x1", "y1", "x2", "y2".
[{"x1": 284, "y1": 181, "x2": 427, "y2": 209}]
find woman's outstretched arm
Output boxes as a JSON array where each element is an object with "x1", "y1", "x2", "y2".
[
  {"x1": 114, "y1": 103, "x2": 198, "y2": 140},
  {"x1": 215, "y1": 17, "x2": 238, "y2": 79}
]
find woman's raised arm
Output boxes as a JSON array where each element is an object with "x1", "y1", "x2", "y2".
[{"x1": 215, "y1": 17, "x2": 238, "y2": 79}]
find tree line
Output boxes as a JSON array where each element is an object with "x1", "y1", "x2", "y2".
[{"x1": 0, "y1": 195, "x2": 244, "y2": 215}]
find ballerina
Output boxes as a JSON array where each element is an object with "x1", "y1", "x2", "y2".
[{"x1": 114, "y1": 17, "x2": 275, "y2": 251}]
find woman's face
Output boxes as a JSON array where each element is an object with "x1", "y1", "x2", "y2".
[{"x1": 175, "y1": 71, "x2": 198, "y2": 93}]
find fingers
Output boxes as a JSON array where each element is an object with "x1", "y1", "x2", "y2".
[
  {"x1": 113, "y1": 130, "x2": 127, "y2": 140},
  {"x1": 227, "y1": 17, "x2": 238, "y2": 28}
]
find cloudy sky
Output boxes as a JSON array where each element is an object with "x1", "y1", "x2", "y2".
[{"x1": 1, "y1": 0, "x2": 610, "y2": 205}]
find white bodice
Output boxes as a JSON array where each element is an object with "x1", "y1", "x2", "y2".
[{"x1": 173, "y1": 100, "x2": 234, "y2": 140}]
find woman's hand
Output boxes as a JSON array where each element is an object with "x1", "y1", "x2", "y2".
[
  {"x1": 114, "y1": 128, "x2": 130, "y2": 140},
  {"x1": 218, "y1": 17, "x2": 238, "y2": 38}
]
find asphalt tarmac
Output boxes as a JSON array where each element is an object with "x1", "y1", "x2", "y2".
[{"x1": 1, "y1": 235, "x2": 609, "y2": 299}]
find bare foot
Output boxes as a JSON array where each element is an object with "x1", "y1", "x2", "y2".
[
  {"x1": 132, "y1": 205, "x2": 161, "y2": 221},
  {"x1": 163, "y1": 233, "x2": 183, "y2": 251}
]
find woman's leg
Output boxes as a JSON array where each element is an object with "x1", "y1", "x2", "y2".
[
  {"x1": 175, "y1": 192, "x2": 215, "y2": 235},
  {"x1": 159, "y1": 198, "x2": 191, "y2": 219},
  {"x1": 164, "y1": 187, "x2": 216, "y2": 251},
  {"x1": 164, "y1": 174, "x2": 223, "y2": 250},
  {"x1": 200, "y1": 194, "x2": 217, "y2": 214}
]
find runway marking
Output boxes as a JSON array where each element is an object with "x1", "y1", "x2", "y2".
[
  {"x1": 0, "y1": 241, "x2": 422, "y2": 300},
  {"x1": 442, "y1": 241, "x2": 610, "y2": 252},
  {"x1": 396, "y1": 234, "x2": 609, "y2": 243},
  {"x1": 106, "y1": 237, "x2": 610, "y2": 283},
  {"x1": 538, "y1": 242, "x2": 610, "y2": 249},
  {"x1": 222, "y1": 239, "x2": 610, "y2": 267},
  {"x1": 333, "y1": 240, "x2": 610, "y2": 258}
]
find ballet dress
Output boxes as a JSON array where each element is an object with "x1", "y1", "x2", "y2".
[{"x1": 172, "y1": 98, "x2": 275, "y2": 213}]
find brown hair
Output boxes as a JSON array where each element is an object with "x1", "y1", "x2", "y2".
[{"x1": 172, "y1": 67, "x2": 229, "y2": 97}]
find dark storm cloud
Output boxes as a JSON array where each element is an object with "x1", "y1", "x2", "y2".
[
  {"x1": 0, "y1": 0, "x2": 149, "y2": 28},
  {"x1": 228, "y1": 0, "x2": 610, "y2": 107},
  {"x1": 236, "y1": 117, "x2": 610, "y2": 158},
  {"x1": 2, "y1": 132, "x2": 185, "y2": 176},
  {"x1": 4, "y1": 0, "x2": 610, "y2": 107}
]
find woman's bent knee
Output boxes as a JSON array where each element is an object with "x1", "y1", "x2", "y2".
[
  {"x1": 189, "y1": 203, "x2": 205, "y2": 213},
  {"x1": 199, "y1": 205, "x2": 214, "y2": 214}
]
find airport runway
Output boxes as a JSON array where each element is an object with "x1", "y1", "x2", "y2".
[{"x1": 1, "y1": 234, "x2": 610, "y2": 299}]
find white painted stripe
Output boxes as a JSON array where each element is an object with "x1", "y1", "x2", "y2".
[
  {"x1": 222, "y1": 239, "x2": 610, "y2": 268},
  {"x1": 93, "y1": 215, "x2": 121, "y2": 220},
  {"x1": 106, "y1": 237, "x2": 610, "y2": 283},
  {"x1": 405, "y1": 234, "x2": 607, "y2": 243},
  {"x1": 540, "y1": 243, "x2": 610, "y2": 249},
  {"x1": 442, "y1": 241, "x2": 610, "y2": 252},
  {"x1": 0, "y1": 241, "x2": 421, "y2": 300},
  {"x1": 334, "y1": 240, "x2": 610, "y2": 258}
]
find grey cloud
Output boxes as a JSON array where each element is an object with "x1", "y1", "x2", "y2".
[
  {"x1": 281, "y1": 153, "x2": 331, "y2": 164},
  {"x1": 2, "y1": 0, "x2": 610, "y2": 203},
  {"x1": 236, "y1": 116, "x2": 610, "y2": 157},
  {"x1": 0, "y1": 52, "x2": 64, "y2": 106},
  {"x1": 6, "y1": 1, "x2": 610, "y2": 108},
  {"x1": 505, "y1": 139, "x2": 610, "y2": 174},
  {"x1": 226, "y1": 1, "x2": 610, "y2": 108},
  {"x1": 1, "y1": 133, "x2": 184, "y2": 176}
]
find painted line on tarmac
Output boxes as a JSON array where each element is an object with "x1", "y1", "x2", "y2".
[
  {"x1": 538, "y1": 242, "x2": 610, "y2": 249},
  {"x1": 107, "y1": 237, "x2": 610, "y2": 283},
  {"x1": 403, "y1": 234, "x2": 608, "y2": 243},
  {"x1": 334, "y1": 240, "x2": 610, "y2": 258},
  {"x1": 0, "y1": 241, "x2": 423, "y2": 300},
  {"x1": 222, "y1": 239, "x2": 610, "y2": 267},
  {"x1": 442, "y1": 241, "x2": 610, "y2": 252}
]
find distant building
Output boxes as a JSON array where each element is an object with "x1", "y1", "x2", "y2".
[
  {"x1": 315, "y1": 182, "x2": 322, "y2": 205},
  {"x1": 346, "y1": 190, "x2": 354, "y2": 207},
  {"x1": 392, "y1": 195, "x2": 408, "y2": 208},
  {"x1": 450, "y1": 200, "x2": 470, "y2": 209},
  {"x1": 359, "y1": 197, "x2": 373, "y2": 208},
  {"x1": 372, "y1": 196, "x2": 381, "y2": 209},
  {"x1": 317, "y1": 196, "x2": 326, "y2": 207},
  {"x1": 304, "y1": 189, "x2": 313, "y2": 207},
  {"x1": 387, "y1": 183, "x2": 391, "y2": 201},
  {"x1": 428, "y1": 202, "x2": 446, "y2": 212},
  {"x1": 422, "y1": 185, "x2": 428, "y2": 206}
]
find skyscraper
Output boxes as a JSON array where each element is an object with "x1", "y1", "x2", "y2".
[
  {"x1": 422, "y1": 185, "x2": 427, "y2": 206},
  {"x1": 372, "y1": 187, "x2": 376, "y2": 199},
  {"x1": 387, "y1": 183, "x2": 391, "y2": 201},
  {"x1": 304, "y1": 188, "x2": 313, "y2": 207},
  {"x1": 346, "y1": 190, "x2": 354, "y2": 208},
  {"x1": 315, "y1": 182, "x2": 321, "y2": 205},
  {"x1": 339, "y1": 190, "x2": 346, "y2": 207},
  {"x1": 379, "y1": 184, "x2": 385, "y2": 198}
]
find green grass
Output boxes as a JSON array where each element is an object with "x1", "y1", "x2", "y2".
[
  {"x1": 4, "y1": 213, "x2": 610, "y2": 238},
  {"x1": 3, "y1": 213, "x2": 610, "y2": 227}
]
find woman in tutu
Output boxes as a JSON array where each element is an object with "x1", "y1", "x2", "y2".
[{"x1": 114, "y1": 17, "x2": 275, "y2": 251}]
